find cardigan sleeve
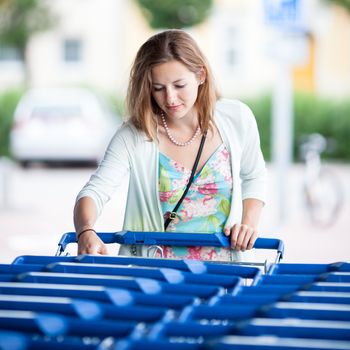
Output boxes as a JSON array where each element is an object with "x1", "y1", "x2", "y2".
[
  {"x1": 239, "y1": 103, "x2": 267, "y2": 203},
  {"x1": 75, "y1": 123, "x2": 132, "y2": 216}
]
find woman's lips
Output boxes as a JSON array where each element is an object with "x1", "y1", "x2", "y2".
[{"x1": 167, "y1": 104, "x2": 182, "y2": 112}]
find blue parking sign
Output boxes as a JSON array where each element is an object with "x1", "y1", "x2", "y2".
[{"x1": 264, "y1": 0, "x2": 305, "y2": 31}]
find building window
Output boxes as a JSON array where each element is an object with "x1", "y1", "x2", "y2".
[
  {"x1": 0, "y1": 45, "x2": 21, "y2": 62},
  {"x1": 224, "y1": 26, "x2": 242, "y2": 69},
  {"x1": 63, "y1": 39, "x2": 82, "y2": 62}
]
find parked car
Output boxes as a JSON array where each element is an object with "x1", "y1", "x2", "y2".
[{"x1": 10, "y1": 88, "x2": 119, "y2": 166}]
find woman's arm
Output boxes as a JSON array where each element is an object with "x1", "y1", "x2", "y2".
[
  {"x1": 73, "y1": 125, "x2": 132, "y2": 255},
  {"x1": 224, "y1": 199, "x2": 264, "y2": 251},
  {"x1": 224, "y1": 103, "x2": 266, "y2": 251},
  {"x1": 74, "y1": 196, "x2": 108, "y2": 255}
]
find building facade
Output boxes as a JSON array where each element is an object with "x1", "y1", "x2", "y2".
[{"x1": 0, "y1": 0, "x2": 349, "y2": 99}]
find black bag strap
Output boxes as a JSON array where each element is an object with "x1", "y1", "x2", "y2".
[{"x1": 164, "y1": 132, "x2": 207, "y2": 230}]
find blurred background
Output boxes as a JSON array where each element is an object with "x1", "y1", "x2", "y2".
[{"x1": 0, "y1": 0, "x2": 349, "y2": 264}]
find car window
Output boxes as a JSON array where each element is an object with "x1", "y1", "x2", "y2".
[{"x1": 31, "y1": 106, "x2": 82, "y2": 121}]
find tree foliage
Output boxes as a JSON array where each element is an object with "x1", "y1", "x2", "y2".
[
  {"x1": 0, "y1": 0, "x2": 57, "y2": 86},
  {"x1": 325, "y1": 0, "x2": 350, "y2": 12},
  {"x1": 0, "y1": 0, "x2": 56, "y2": 56},
  {"x1": 135, "y1": 0, "x2": 213, "y2": 29}
]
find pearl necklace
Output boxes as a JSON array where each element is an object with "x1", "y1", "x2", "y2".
[{"x1": 160, "y1": 112, "x2": 201, "y2": 147}]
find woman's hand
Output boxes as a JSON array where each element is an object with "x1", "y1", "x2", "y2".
[
  {"x1": 74, "y1": 197, "x2": 108, "y2": 255},
  {"x1": 224, "y1": 224, "x2": 258, "y2": 251},
  {"x1": 77, "y1": 230, "x2": 108, "y2": 255},
  {"x1": 224, "y1": 198, "x2": 263, "y2": 251}
]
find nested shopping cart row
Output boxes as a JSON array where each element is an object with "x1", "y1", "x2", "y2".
[{"x1": 0, "y1": 232, "x2": 349, "y2": 350}]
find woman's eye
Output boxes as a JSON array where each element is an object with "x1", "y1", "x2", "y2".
[
  {"x1": 175, "y1": 84, "x2": 186, "y2": 89},
  {"x1": 153, "y1": 87, "x2": 163, "y2": 92}
]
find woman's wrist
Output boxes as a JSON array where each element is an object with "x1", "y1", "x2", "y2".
[
  {"x1": 241, "y1": 220, "x2": 258, "y2": 230},
  {"x1": 77, "y1": 228, "x2": 96, "y2": 241}
]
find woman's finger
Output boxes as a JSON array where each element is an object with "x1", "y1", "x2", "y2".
[
  {"x1": 235, "y1": 224, "x2": 249, "y2": 251},
  {"x1": 247, "y1": 231, "x2": 258, "y2": 250},
  {"x1": 241, "y1": 227, "x2": 256, "y2": 251},
  {"x1": 230, "y1": 224, "x2": 240, "y2": 249},
  {"x1": 99, "y1": 243, "x2": 108, "y2": 255}
]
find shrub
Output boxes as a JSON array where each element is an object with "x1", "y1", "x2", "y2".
[
  {"x1": 242, "y1": 94, "x2": 272, "y2": 161},
  {"x1": 0, "y1": 89, "x2": 23, "y2": 157},
  {"x1": 243, "y1": 92, "x2": 350, "y2": 162}
]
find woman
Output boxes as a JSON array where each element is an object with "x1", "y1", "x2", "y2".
[{"x1": 74, "y1": 29, "x2": 266, "y2": 261}]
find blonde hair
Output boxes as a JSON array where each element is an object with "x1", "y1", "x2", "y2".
[{"x1": 126, "y1": 29, "x2": 220, "y2": 141}]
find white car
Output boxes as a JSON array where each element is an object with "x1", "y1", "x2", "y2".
[{"x1": 10, "y1": 88, "x2": 119, "y2": 166}]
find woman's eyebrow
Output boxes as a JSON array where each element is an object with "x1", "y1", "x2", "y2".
[{"x1": 152, "y1": 78, "x2": 185, "y2": 86}]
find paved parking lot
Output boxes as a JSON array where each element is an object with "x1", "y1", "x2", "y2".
[
  {"x1": 0, "y1": 160, "x2": 349, "y2": 264},
  {"x1": 261, "y1": 163, "x2": 350, "y2": 263}
]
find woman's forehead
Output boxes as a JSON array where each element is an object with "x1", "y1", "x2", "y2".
[{"x1": 151, "y1": 60, "x2": 195, "y2": 84}]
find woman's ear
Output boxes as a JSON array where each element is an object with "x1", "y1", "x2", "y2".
[{"x1": 197, "y1": 67, "x2": 207, "y2": 85}]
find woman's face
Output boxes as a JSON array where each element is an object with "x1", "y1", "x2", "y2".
[{"x1": 151, "y1": 60, "x2": 204, "y2": 121}]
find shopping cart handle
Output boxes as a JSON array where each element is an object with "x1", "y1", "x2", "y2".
[
  {"x1": 115, "y1": 231, "x2": 284, "y2": 259},
  {"x1": 56, "y1": 231, "x2": 119, "y2": 255},
  {"x1": 254, "y1": 237, "x2": 284, "y2": 258},
  {"x1": 57, "y1": 231, "x2": 284, "y2": 259}
]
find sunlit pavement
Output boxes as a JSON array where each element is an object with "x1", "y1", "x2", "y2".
[
  {"x1": 0, "y1": 161, "x2": 349, "y2": 264},
  {"x1": 261, "y1": 163, "x2": 350, "y2": 264}
]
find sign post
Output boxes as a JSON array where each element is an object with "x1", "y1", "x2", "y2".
[{"x1": 264, "y1": 0, "x2": 309, "y2": 223}]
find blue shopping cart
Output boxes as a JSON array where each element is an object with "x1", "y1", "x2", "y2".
[
  {"x1": 56, "y1": 231, "x2": 284, "y2": 272},
  {"x1": 1, "y1": 231, "x2": 349, "y2": 350}
]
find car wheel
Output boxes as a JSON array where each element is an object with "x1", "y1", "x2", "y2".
[{"x1": 19, "y1": 160, "x2": 31, "y2": 168}]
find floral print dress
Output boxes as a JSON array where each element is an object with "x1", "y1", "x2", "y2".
[{"x1": 159, "y1": 143, "x2": 233, "y2": 261}]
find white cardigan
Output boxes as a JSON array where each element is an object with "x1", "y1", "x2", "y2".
[{"x1": 77, "y1": 99, "x2": 267, "y2": 257}]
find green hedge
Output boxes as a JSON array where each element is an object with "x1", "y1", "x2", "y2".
[
  {"x1": 244, "y1": 92, "x2": 350, "y2": 162},
  {"x1": 0, "y1": 89, "x2": 23, "y2": 157},
  {"x1": 242, "y1": 94, "x2": 272, "y2": 161}
]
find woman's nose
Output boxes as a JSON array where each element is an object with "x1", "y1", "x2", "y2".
[{"x1": 166, "y1": 88, "x2": 177, "y2": 105}]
